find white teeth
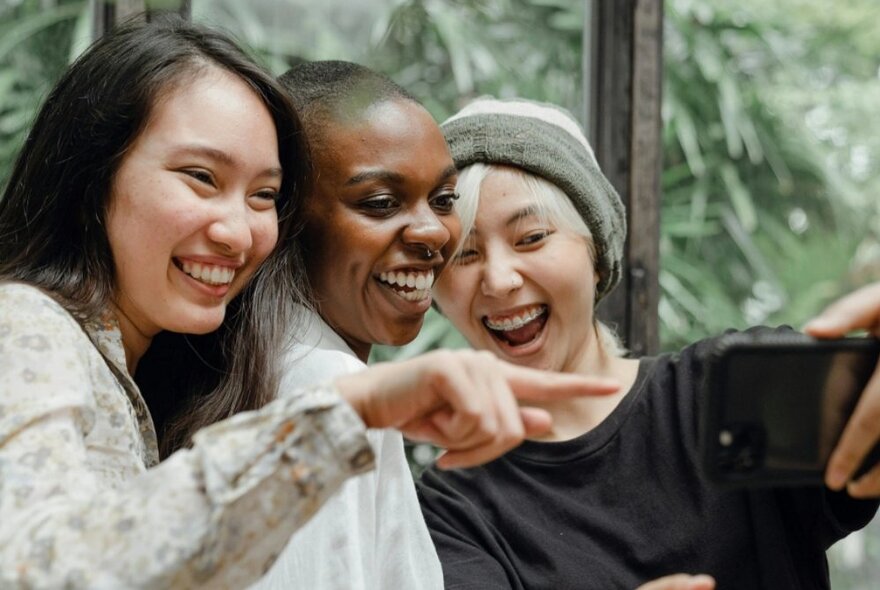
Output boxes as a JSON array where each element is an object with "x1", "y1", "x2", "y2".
[
  {"x1": 398, "y1": 289, "x2": 431, "y2": 302},
  {"x1": 378, "y1": 269, "x2": 434, "y2": 289},
  {"x1": 180, "y1": 261, "x2": 235, "y2": 286},
  {"x1": 485, "y1": 306, "x2": 547, "y2": 331},
  {"x1": 377, "y1": 269, "x2": 435, "y2": 303}
]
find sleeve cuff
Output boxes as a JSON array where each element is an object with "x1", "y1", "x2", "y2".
[{"x1": 193, "y1": 381, "x2": 375, "y2": 507}]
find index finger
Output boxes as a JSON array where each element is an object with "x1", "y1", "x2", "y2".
[
  {"x1": 805, "y1": 282, "x2": 880, "y2": 338},
  {"x1": 499, "y1": 363, "x2": 620, "y2": 402}
]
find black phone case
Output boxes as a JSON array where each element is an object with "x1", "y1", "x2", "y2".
[{"x1": 701, "y1": 331, "x2": 880, "y2": 489}]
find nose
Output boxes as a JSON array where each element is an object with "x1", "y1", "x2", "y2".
[
  {"x1": 480, "y1": 247, "x2": 523, "y2": 298},
  {"x1": 402, "y1": 204, "x2": 452, "y2": 256},
  {"x1": 207, "y1": 199, "x2": 253, "y2": 254}
]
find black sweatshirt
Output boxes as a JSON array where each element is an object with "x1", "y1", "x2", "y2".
[{"x1": 418, "y1": 330, "x2": 879, "y2": 590}]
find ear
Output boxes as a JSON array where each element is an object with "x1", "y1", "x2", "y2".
[{"x1": 591, "y1": 268, "x2": 602, "y2": 304}]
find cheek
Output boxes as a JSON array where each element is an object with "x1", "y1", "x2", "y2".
[
  {"x1": 253, "y1": 214, "x2": 279, "y2": 262},
  {"x1": 432, "y1": 273, "x2": 454, "y2": 306},
  {"x1": 105, "y1": 204, "x2": 156, "y2": 274},
  {"x1": 442, "y1": 216, "x2": 463, "y2": 253},
  {"x1": 433, "y1": 270, "x2": 472, "y2": 322}
]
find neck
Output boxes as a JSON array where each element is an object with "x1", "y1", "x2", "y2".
[
  {"x1": 328, "y1": 321, "x2": 370, "y2": 362},
  {"x1": 530, "y1": 353, "x2": 640, "y2": 442},
  {"x1": 348, "y1": 340, "x2": 371, "y2": 363},
  {"x1": 110, "y1": 303, "x2": 153, "y2": 374}
]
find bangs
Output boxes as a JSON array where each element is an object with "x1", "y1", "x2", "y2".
[{"x1": 453, "y1": 163, "x2": 595, "y2": 262}]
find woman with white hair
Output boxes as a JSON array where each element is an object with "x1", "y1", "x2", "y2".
[{"x1": 418, "y1": 96, "x2": 879, "y2": 590}]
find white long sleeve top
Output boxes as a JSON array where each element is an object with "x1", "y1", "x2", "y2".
[{"x1": 251, "y1": 306, "x2": 443, "y2": 590}]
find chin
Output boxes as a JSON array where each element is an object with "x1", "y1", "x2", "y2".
[
  {"x1": 383, "y1": 325, "x2": 424, "y2": 346},
  {"x1": 168, "y1": 308, "x2": 227, "y2": 335}
]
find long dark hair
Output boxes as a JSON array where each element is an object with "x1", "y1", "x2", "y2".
[{"x1": 0, "y1": 16, "x2": 310, "y2": 456}]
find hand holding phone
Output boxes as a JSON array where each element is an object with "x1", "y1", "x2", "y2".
[
  {"x1": 701, "y1": 330, "x2": 880, "y2": 489},
  {"x1": 806, "y1": 281, "x2": 880, "y2": 497}
]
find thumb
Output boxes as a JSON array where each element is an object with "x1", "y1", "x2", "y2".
[{"x1": 805, "y1": 282, "x2": 880, "y2": 338}]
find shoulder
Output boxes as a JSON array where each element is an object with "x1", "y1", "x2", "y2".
[
  {"x1": 280, "y1": 341, "x2": 365, "y2": 390},
  {"x1": 279, "y1": 306, "x2": 365, "y2": 387},
  {"x1": 0, "y1": 282, "x2": 87, "y2": 343},
  {"x1": 655, "y1": 325, "x2": 798, "y2": 376},
  {"x1": 0, "y1": 281, "x2": 70, "y2": 315},
  {"x1": 0, "y1": 281, "x2": 95, "y2": 354},
  {"x1": 0, "y1": 283, "x2": 99, "y2": 440},
  {"x1": 637, "y1": 326, "x2": 799, "y2": 436}
]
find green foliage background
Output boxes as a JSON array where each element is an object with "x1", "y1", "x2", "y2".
[{"x1": 1, "y1": 0, "x2": 879, "y2": 585}]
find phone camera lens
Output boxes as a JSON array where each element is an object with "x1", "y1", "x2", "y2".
[
  {"x1": 717, "y1": 423, "x2": 766, "y2": 474},
  {"x1": 719, "y1": 430, "x2": 734, "y2": 447}
]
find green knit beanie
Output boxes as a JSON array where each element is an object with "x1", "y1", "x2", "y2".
[{"x1": 442, "y1": 97, "x2": 626, "y2": 302}]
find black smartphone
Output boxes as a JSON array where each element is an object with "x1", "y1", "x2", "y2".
[{"x1": 701, "y1": 331, "x2": 880, "y2": 488}]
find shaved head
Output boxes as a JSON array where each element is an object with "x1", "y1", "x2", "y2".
[{"x1": 279, "y1": 60, "x2": 419, "y2": 149}]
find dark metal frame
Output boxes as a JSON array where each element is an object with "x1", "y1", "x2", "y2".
[
  {"x1": 91, "y1": 0, "x2": 191, "y2": 38},
  {"x1": 587, "y1": 0, "x2": 663, "y2": 357}
]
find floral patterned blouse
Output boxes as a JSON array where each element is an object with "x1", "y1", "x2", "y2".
[{"x1": 0, "y1": 282, "x2": 375, "y2": 589}]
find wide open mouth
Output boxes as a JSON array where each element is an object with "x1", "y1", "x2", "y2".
[{"x1": 482, "y1": 304, "x2": 548, "y2": 347}]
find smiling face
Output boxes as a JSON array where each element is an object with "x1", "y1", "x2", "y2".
[
  {"x1": 106, "y1": 67, "x2": 282, "y2": 359},
  {"x1": 433, "y1": 166, "x2": 601, "y2": 374},
  {"x1": 301, "y1": 98, "x2": 460, "y2": 360}
]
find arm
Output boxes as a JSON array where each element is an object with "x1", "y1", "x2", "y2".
[
  {"x1": 805, "y1": 281, "x2": 880, "y2": 497},
  {"x1": 0, "y1": 288, "x2": 373, "y2": 589}
]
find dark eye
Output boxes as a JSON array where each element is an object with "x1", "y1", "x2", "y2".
[
  {"x1": 183, "y1": 169, "x2": 215, "y2": 186},
  {"x1": 431, "y1": 192, "x2": 459, "y2": 214},
  {"x1": 248, "y1": 189, "x2": 280, "y2": 211},
  {"x1": 454, "y1": 248, "x2": 478, "y2": 265},
  {"x1": 254, "y1": 190, "x2": 280, "y2": 202},
  {"x1": 359, "y1": 195, "x2": 399, "y2": 216},
  {"x1": 518, "y1": 230, "x2": 552, "y2": 247}
]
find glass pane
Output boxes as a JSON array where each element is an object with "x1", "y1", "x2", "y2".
[
  {"x1": 662, "y1": 1, "x2": 880, "y2": 583},
  {"x1": 192, "y1": 0, "x2": 586, "y2": 124},
  {"x1": 0, "y1": 0, "x2": 92, "y2": 189}
]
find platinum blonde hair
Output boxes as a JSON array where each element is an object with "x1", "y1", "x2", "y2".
[{"x1": 453, "y1": 163, "x2": 627, "y2": 358}]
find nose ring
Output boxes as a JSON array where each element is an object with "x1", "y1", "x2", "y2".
[{"x1": 422, "y1": 245, "x2": 437, "y2": 260}]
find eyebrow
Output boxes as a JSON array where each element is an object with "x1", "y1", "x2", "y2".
[
  {"x1": 466, "y1": 205, "x2": 540, "y2": 239},
  {"x1": 346, "y1": 169, "x2": 404, "y2": 186},
  {"x1": 437, "y1": 164, "x2": 458, "y2": 184},
  {"x1": 171, "y1": 144, "x2": 282, "y2": 179},
  {"x1": 345, "y1": 164, "x2": 458, "y2": 187},
  {"x1": 505, "y1": 205, "x2": 540, "y2": 227}
]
